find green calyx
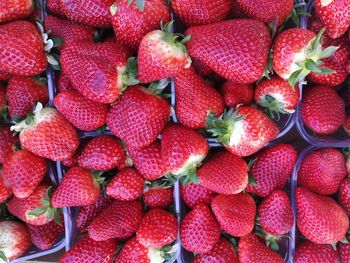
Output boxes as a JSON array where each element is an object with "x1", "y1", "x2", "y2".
[
  {"x1": 167, "y1": 163, "x2": 199, "y2": 186},
  {"x1": 145, "y1": 175, "x2": 174, "y2": 189},
  {"x1": 122, "y1": 57, "x2": 140, "y2": 90},
  {"x1": 255, "y1": 225, "x2": 288, "y2": 251},
  {"x1": 258, "y1": 95, "x2": 291, "y2": 120},
  {"x1": 127, "y1": 0, "x2": 145, "y2": 11},
  {"x1": 160, "y1": 21, "x2": 191, "y2": 56},
  {"x1": 147, "y1": 79, "x2": 170, "y2": 96},
  {"x1": 0, "y1": 251, "x2": 8, "y2": 263},
  {"x1": 159, "y1": 244, "x2": 178, "y2": 263}
]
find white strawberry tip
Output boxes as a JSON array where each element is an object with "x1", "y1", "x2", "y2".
[
  {"x1": 110, "y1": 4, "x2": 118, "y2": 16},
  {"x1": 10, "y1": 102, "x2": 44, "y2": 132},
  {"x1": 320, "y1": 0, "x2": 334, "y2": 6},
  {"x1": 147, "y1": 247, "x2": 165, "y2": 263}
]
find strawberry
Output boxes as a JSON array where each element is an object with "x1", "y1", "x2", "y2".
[
  {"x1": 54, "y1": 91, "x2": 109, "y2": 131},
  {"x1": 174, "y1": 66, "x2": 224, "y2": 129},
  {"x1": 298, "y1": 148, "x2": 346, "y2": 195},
  {"x1": 339, "y1": 178, "x2": 350, "y2": 215},
  {"x1": 106, "y1": 84, "x2": 170, "y2": 148},
  {"x1": 193, "y1": 237, "x2": 238, "y2": 263},
  {"x1": 137, "y1": 22, "x2": 192, "y2": 84},
  {"x1": 0, "y1": 71, "x2": 11, "y2": 81},
  {"x1": 0, "y1": 221, "x2": 31, "y2": 262},
  {"x1": 192, "y1": 58, "x2": 214, "y2": 77},
  {"x1": 60, "y1": 235, "x2": 117, "y2": 263},
  {"x1": 110, "y1": 0, "x2": 171, "y2": 52},
  {"x1": 0, "y1": 85, "x2": 6, "y2": 116},
  {"x1": 7, "y1": 76, "x2": 49, "y2": 119},
  {"x1": 88, "y1": 200, "x2": 144, "y2": 241},
  {"x1": 296, "y1": 186, "x2": 349, "y2": 244},
  {"x1": 11, "y1": 103, "x2": 79, "y2": 161},
  {"x1": 57, "y1": 72, "x2": 74, "y2": 92},
  {"x1": 185, "y1": 19, "x2": 271, "y2": 84},
  {"x1": 344, "y1": 114, "x2": 350, "y2": 135},
  {"x1": 143, "y1": 186, "x2": 173, "y2": 209},
  {"x1": 301, "y1": 85, "x2": 345, "y2": 135},
  {"x1": 106, "y1": 168, "x2": 145, "y2": 201},
  {"x1": 220, "y1": 81, "x2": 254, "y2": 108},
  {"x1": 295, "y1": 240, "x2": 340, "y2": 263},
  {"x1": 206, "y1": 107, "x2": 279, "y2": 157},
  {"x1": 347, "y1": 155, "x2": 350, "y2": 175},
  {"x1": 171, "y1": 0, "x2": 231, "y2": 26},
  {"x1": 180, "y1": 203, "x2": 221, "y2": 253},
  {"x1": 0, "y1": 20, "x2": 47, "y2": 77},
  {"x1": 51, "y1": 166, "x2": 100, "y2": 208},
  {"x1": 0, "y1": 125, "x2": 17, "y2": 164},
  {"x1": 198, "y1": 151, "x2": 248, "y2": 195},
  {"x1": 180, "y1": 182, "x2": 215, "y2": 208},
  {"x1": 0, "y1": 168, "x2": 12, "y2": 202},
  {"x1": 136, "y1": 208, "x2": 178, "y2": 248},
  {"x1": 161, "y1": 123, "x2": 209, "y2": 183},
  {"x1": 314, "y1": 0, "x2": 350, "y2": 39},
  {"x1": 46, "y1": 0, "x2": 66, "y2": 17},
  {"x1": 211, "y1": 193, "x2": 256, "y2": 237},
  {"x1": 339, "y1": 236, "x2": 350, "y2": 263},
  {"x1": 127, "y1": 140, "x2": 168, "y2": 180},
  {"x1": 0, "y1": 0, "x2": 34, "y2": 23}
]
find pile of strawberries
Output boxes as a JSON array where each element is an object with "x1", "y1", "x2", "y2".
[{"x1": 0, "y1": 0, "x2": 349, "y2": 262}]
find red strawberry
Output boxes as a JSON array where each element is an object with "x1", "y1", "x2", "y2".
[
  {"x1": 0, "y1": 221, "x2": 31, "y2": 262},
  {"x1": 7, "y1": 76, "x2": 49, "y2": 119},
  {"x1": 0, "y1": 168, "x2": 12, "y2": 202},
  {"x1": 180, "y1": 182, "x2": 215, "y2": 208},
  {"x1": 0, "y1": 125, "x2": 17, "y2": 164},
  {"x1": 174, "y1": 66, "x2": 224, "y2": 129},
  {"x1": 11, "y1": 104, "x2": 79, "y2": 161},
  {"x1": 51, "y1": 166, "x2": 100, "y2": 208},
  {"x1": 185, "y1": 19, "x2": 271, "y2": 84},
  {"x1": 220, "y1": 81, "x2": 254, "y2": 108},
  {"x1": 192, "y1": 58, "x2": 214, "y2": 77},
  {"x1": 88, "y1": 200, "x2": 144, "y2": 241},
  {"x1": 296, "y1": 186, "x2": 349, "y2": 244},
  {"x1": 171, "y1": 0, "x2": 231, "y2": 26},
  {"x1": 198, "y1": 151, "x2": 248, "y2": 195},
  {"x1": 193, "y1": 237, "x2": 238, "y2": 263},
  {"x1": 54, "y1": 91, "x2": 109, "y2": 131},
  {"x1": 110, "y1": 0, "x2": 171, "y2": 52},
  {"x1": 339, "y1": 236, "x2": 350, "y2": 263},
  {"x1": 301, "y1": 85, "x2": 345, "y2": 135},
  {"x1": 206, "y1": 107, "x2": 279, "y2": 157},
  {"x1": 0, "y1": 83, "x2": 6, "y2": 114},
  {"x1": 314, "y1": 0, "x2": 350, "y2": 39},
  {"x1": 0, "y1": 20, "x2": 47, "y2": 76},
  {"x1": 295, "y1": 240, "x2": 340, "y2": 263},
  {"x1": 107, "y1": 84, "x2": 170, "y2": 148},
  {"x1": 0, "y1": 71, "x2": 11, "y2": 81},
  {"x1": 47, "y1": 0, "x2": 67, "y2": 17},
  {"x1": 57, "y1": 72, "x2": 74, "y2": 92},
  {"x1": 298, "y1": 148, "x2": 346, "y2": 195},
  {"x1": 347, "y1": 155, "x2": 350, "y2": 175},
  {"x1": 339, "y1": 178, "x2": 350, "y2": 215},
  {"x1": 180, "y1": 203, "x2": 221, "y2": 253},
  {"x1": 106, "y1": 168, "x2": 144, "y2": 201},
  {"x1": 0, "y1": 0, "x2": 34, "y2": 23},
  {"x1": 142, "y1": 186, "x2": 173, "y2": 209},
  {"x1": 246, "y1": 144, "x2": 297, "y2": 197},
  {"x1": 344, "y1": 114, "x2": 350, "y2": 135},
  {"x1": 211, "y1": 193, "x2": 256, "y2": 237},
  {"x1": 60, "y1": 235, "x2": 117, "y2": 263},
  {"x1": 136, "y1": 208, "x2": 178, "y2": 248}
]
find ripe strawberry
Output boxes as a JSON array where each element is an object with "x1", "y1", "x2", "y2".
[
  {"x1": 185, "y1": 19, "x2": 270, "y2": 84},
  {"x1": 192, "y1": 58, "x2": 214, "y2": 77},
  {"x1": 298, "y1": 148, "x2": 346, "y2": 195},
  {"x1": 0, "y1": 125, "x2": 17, "y2": 164},
  {"x1": 347, "y1": 155, "x2": 350, "y2": 175},
  {"x1": 295, "y1": 240, "x2": 340, "y2": 263},
  {"x1": 107, "y1": 84, "x2": 170, "y2": 148},
  {"x1": 88, "y1": 200, "x2": 144, "y2": 241},
  {"x1": 198, "y1": 151, "x2": 248, "y2": 194},
  {"x1": 174, "y1": 66, "x2": 224, "y2": 129},
  {"x1": 0, "y1": 84, "x2": 5, "y2": 115},
  {"x1": 220, "y1": 81, "x2": 254, "y2": 108},
  {"x1": 142, "y1": 186, "x2": 173, "y2": 209},
  {"x1": 301, "y1": 85, "x2": 345, "y2": 135},
  {"x1": 106, "y1": 168, "x2": 144, "y2": 201},
  {"x1": 7, "y1": 76, "x2": 49, "y2": 119},
  {"x1": 0, "y1": 20, "x2": 47, "y2": 77},
  {"x1": 57, "y1": 72, "x2": 74, "y2": 92},
  {"x1": 161, "y1": 123, "x2": 209, "y2": 183},
  {"x1": 314, "y1": 0, "x2": 350, "y2": 39},
  {"x1": 180, "y1": 182, "x2": 215, "y2": 208},
  {"x1": 206, "y1": 107, "x2": 279, "y2": 157},
  {"x1": 110, "y1": 0, "x2": 171, "y2": 51},
  {"x1": 11, "y1": 104, "x2": 79, "y2": 161},
  {"x1": 211, "y1": 193, "x2": 256, "y2": 237},
  {"x1": 180, "y1": 203, "x2": 221, "y2": 253},
  {"x1": 60, "y1": 235, "x2": 117, "y2": 263},
  {"x1": 0, "y1": 221, "x2": 31, "y2": 262},
  {"x1": 0, "y1": 168, "x2": 12, "y2": 202},
  {"x1": 339, "y1": 178, "x2": 350, "y2": 215},
  {"x1": 339, "y1": 236, "x2": 350, "y2": 263},
  {"x1": 0, "y1": 71, "x2": 11, "y2": 81},
  {"x1": 344, "y1": 114, "x2": 350, "y2": 135},
  {"x1": 296, "y1": 186, "x2": 349, "y2": 244},
  {"x1": 0, "y1": 0, "x2": 34, "y2": 23},
  {"x1": 46, "y1": 0, "x2": 66, "y2": 17},
  {"x1": 193, "y1": 237, "x2": 238, "y2": 263}
]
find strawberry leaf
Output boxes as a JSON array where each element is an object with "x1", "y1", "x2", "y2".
[
  {"x1": 136, "y1": 0, "x2": 145, "y2": 11},
  {"x1": 248, "y1": 174, "x2": 257, "y2": 186},
  {"x1": 28, "y1": 206, "x2": 48, "y2": 216},
  {"x1": 305, "y1": 59, "x2": 323, "y2": 74},
  {"x1": 0, "y1": 251, "x2": 8, "y2": 263},
  {"x1": 319, "y1": 46, "x2": 339, "y2": 59}
]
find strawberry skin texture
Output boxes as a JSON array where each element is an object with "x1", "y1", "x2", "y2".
[
  {"x1": 301, "y1": 85, "x2": 345, "y2": 135},
  {"x1": 339, "y1": 236, "x2": 350, "y2": 263},
  {"x1": 0, "y1": 221, "x2": 31, "y2": 261},
  {"x1": 298, "y1": 148, "x2": 346, "y2": 195},
  {"x1": 107, "y1": 85, "x2": 170, "y2": 148},
  {"x1": 0, "y1": 0, "x2": 34, "y2": 23},
  {"x1": 0, "y1": 84, "x2": 5, "y2": 112},
  {"x1": 142, "y1": 187, "x2": 173, "y2": 209},
  {"x1": 246, "y1": 144, "x2": 297, "y2": 197},
  {"x1": 0, "y1": 71, "x2": 11, "y2": 81},
  {"x1": 0, "y1": 168, "x2": 12, "y2": 202},
  {"x1": 296, "y1": 186, "x2": 349, "y2": 244},
  {"x1": 339, "y1": 178, "x2": 350, "y2": 215},
  {"x1": 171, "y1": 0, "x2": 231, "y2": 27},
  {"x1": 88, "y1": 200, "x2": 144, "y2": 241},
  {"x1": 211, "y1": 193, "x2": 256, "y2": 237},
  {"x1": 180, "y1": 182, "x2": 215, "y2": 208},
  {"x1": 174, "y1": 66, "x2": 224, "y2": 129},
  {"x1": 258, "y1": 190, "x2": 293, "y2": 236},
  {"x1": 7, "y1": 76, "x2": 49, "y2": 119},
  {"x1": 110, "y1": 0, "x2": 171, "y2": 51},
  {"x1": 57, "y1": 72, "x2": 74, "y2": 92},
  {"x1": 198, "y1": 151, "x2": 248, "y2": 195},
  {"x1": 185, "y1": 19, "x2": 271, "y2": 84},
  {"x1": 220, "y1": 81, "x2": 254, "y2": 108},
  {"x1": 295, "y1": 240, "x2": 340, "y2": 263},
  {"x1": 180, "y1": 203, "x2": 221, "y2": 253},
  {"x1": 115, "y1": 236, "x2": 151, "y2": 263},
  {"x1": 60, "y1": 235, "x2": 117, "y2": 263},
  {"x1": 3, "y1": 149, "x2": 48, "y2": 199},
  {"x1": 0, "y1": 125, "x2": 17, "y2": 164},
  {"x1": 192, "y1": 58, "x2": 214, "y2": 77}
]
